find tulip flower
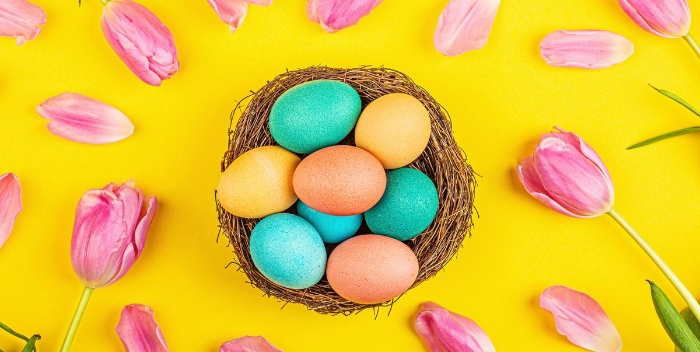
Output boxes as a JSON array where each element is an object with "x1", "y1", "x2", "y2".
[
  {"x1": 434, "y1": 0, "x2": 501, "y2": 56},
  {"x1": 37, "y1": 92, "x2": 134, "y2": 144},
  {"x1": 0, "y1": 0, "x2": 46, "y2": 45},
  {"x1": 0, "y1": 173, "x2": 22, "y2": 249},
  {"x1": 414, "y1": 302, "x2": 495, "y2": 352},
  {"x1": 540, "y1": 30, "x2": 634, "y2": 69},
  {"x1": 220, "y1": 336, "x2": 282, "y2": 352},
  {"x1": 101, "y1": 0, "x2": 179, "y2": 86},
  {"x1": 208, "y1": 0, "x2": 272, "y2": 33},
  {"x1": 60, "y1": 181, "x2": 157, "y2": 352},
  {"x1": 306, "y1": 0, "x2": 382, "y2": 33},
  {"x1": 541, "y1": 286, "x2": 622, "y2": 352},
  {"x1": 116, "y1": 304, "x2": 169, "y2": 352},
  {"x1": 517, "y1": 127, "x2": 700, "y2": 326}
]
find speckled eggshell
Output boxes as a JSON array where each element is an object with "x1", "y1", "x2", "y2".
[
  {"x1": 364, "y1": 167, "x2": 438, "y2": 241},
  {"x1": 217, "y1": 146, "x2": 301, "y2": 219},
  {"x1": 249, "y1": 213, "x2": 327, "y2": 289},
  {"x1": 355, "y1": 93, "x2": 431, "y2": 169},
  {"x1": 269, "y1": 80, "x2": 362, "y2": 154},
  {"x1": 297, "y1": 200, "x2": 362, "y2": 244},
  {"x1": 326, "y1": 234, "x2": 419, "y2": 304},
  {"x1": 293, "y1": 145, "x2": 387, "y2": 216}
]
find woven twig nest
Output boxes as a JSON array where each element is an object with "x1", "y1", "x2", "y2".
[{"x1": 216, "y1": 66, "x2": 476, "y2": 315}]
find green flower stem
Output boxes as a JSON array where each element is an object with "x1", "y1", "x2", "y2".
[
  {"x1": 0, "y1": 321, "x2": 31, "y2": 343},
  {"x1": 59, "y1": 287, "x2": 95, "y2": 352},
  {"x1": 684, "y1": 34, "x2": 700, "y2": 60},
  {"x1": 98, "y1": 0, "x2": 109, "y2": 5},
  {"x1": 608, "y1": 208, "x2": 700, "y2": 322}
]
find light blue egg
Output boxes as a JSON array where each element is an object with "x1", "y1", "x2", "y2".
[
  {"x1": 249, "y1": 213, "x2": 327, "y2": 289},
  {"x1": 269, "y1": 80, "x2": 361, "y2": 154},
  {"x1": 297, "y1": 201, "x2": 362, "y2": 244},
  {"x1": 364, "y1": 168, "x2": 438, "y2": 241}
]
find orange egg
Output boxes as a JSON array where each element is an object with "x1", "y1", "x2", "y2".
[
  {"x1": 293, "y1": 145, "x2": 386, "y2": 216},
  {"x1": 326, "y1": 235, "x2": 419, "y2": 304}
]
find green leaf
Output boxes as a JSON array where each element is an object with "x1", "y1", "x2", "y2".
[
  {"x1": 627, "y1": 126, "x2": 700, "y2": 149},
  {"x1": 648, "y1": 281, "x2": 700, "y2": 352},
  {"x1": 21, "y1": 335, "x2": 40, "y2": 352},
  {"x1": 650, "y1": 85, "x2": 700, "y2": 119},
  {"x1": 676, "y1": 307, "x2": 700, "y2": 352}
]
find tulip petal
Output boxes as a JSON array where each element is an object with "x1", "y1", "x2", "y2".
[
  {"x1": 306, "y1": 0, "x2": 382, "y2": 33},
  {"x1": 208, "y1": 0, "x2": 248, "y2": 32},
  {"x1": 116, "y1": 304, "x2": 169, "y2": 352},
  {"x1": 0, "y1": 173, "x2": 22, "y2": 249},
  {"x1": 244, "y1": 0, "x2": 272, "y2": 5},
  {"x1": 540, "y1": 30, "x2": 634, "y2": 69},
  {"x1": 220, "y1": 336, "x2": 282, "y2": 352},
  {"x1": 517, "y1": 156, "x2": 581, "y2": 218},
  {"x1": 37, "y1": 93, "x2": 134, "y2": 144},
  {"x1": 549, "y1": 127, "x2": 614, "y2": 196},
  {"x1": 434, "y1": 0, "x2": 500, "y2": 56},
  {"x1": 415, "y1": 302, "x2": 495, "y2": 352},
  {"x1": 0, "y1": 0, "x2": 46, "y2": 45},
  {"x1": 618, "y1": 0, "x2": 690, "y2": 38},
  {"x1": 541, "y1": 286, "x2": 622, "y2": 352}
]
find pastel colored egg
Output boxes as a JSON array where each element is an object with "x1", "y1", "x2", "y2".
[
  {"x1": 297, "y1": 200, "x2": 362, "y2": 244},
  {"x1": 355, "y1": 93, "x2": 431, "y2": 169},
  {"x1": 249, "y1": 213, "x2": 327, "y2": 289},
  {"x1": 293, "y1": 145, "x2": 387, "y2": 216},
  {"x1": 326, "y1": 235, "x2": 419, "y2": 304},
  {"x1": 217, "y1": 146, "x2": 300, "y2": 219},
  {"x1": 364, "y1": 167, "x2": 438, "y2": 241},
  {"x1": 269, "y1": 80, "x2": 361, "y2": 154}
]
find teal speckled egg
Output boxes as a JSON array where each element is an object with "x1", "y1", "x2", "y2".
[
  {"x1": 297, "y1": 200, "x2": 362, "y2": 244},
  {"x1": 269, "y1": 80, "x2": 361, "y2": 154},
  {"x1": 364, "y1": 168, "x2": 438, "y2": 241},
  {"x1": 249, "y1": 213, "x2": 327, "y2": 289}
]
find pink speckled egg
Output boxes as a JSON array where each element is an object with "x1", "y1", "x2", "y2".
[
  {"x1": 293, "y1": 145, "x2": 386, "y2": 216},
  {"x1": 326, "y1": 234, "x2": 419, "y2": 304}
]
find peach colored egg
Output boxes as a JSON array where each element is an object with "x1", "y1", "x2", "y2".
[
  {"x1": 326, "y1": 234, "x2": 419, "y2": 304},
  {"x1": 293, "y1": 145, "x2": 386, "y2": 216},
  {"x1": 355, "y1": 93, "x2": 431, "y2": 169}
]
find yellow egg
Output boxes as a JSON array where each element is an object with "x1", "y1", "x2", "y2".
[
  {"x1": 217, "y1": 146, "x2": 300, "y2": 218},
  {"x1": 355, "y1": 93, "x2": 431, "y2": 169}
]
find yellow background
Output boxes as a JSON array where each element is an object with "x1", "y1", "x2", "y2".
[{"x1": 1, "y1": 0, "x2": 700, "y2": 350}]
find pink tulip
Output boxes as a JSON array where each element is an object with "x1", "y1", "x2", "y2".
[
  {"x1": 517, "y1": 127, "x2": 614, "y2": 218},
  {"x1": 37, "y1": 92, "x2": 134, "y2": 144},
  {"x1": 540, "y1": 30, "x2": 634, "y2": 69},
  {"x1": 0, "y1": 173, "x2": 22, "y2": 249},
  {"x1": 116, "y1": 304, "x2": 169, "y2": 352},
  {"x1": 618, "y1": 0, "x2": 690, "y2": 38},
  {"x1": 0, "y1": 0, "x2": 46, "y2": 45},
  {"x1": 101, "y1": 0, "x2": 179, "y2": 86},
  {"x1": 71, "y1": 180, "x2": 157, "y2": 288},
  {"x1": 414, "y1": 302, "x2": 495, "y2": 352},
  {"x1": 541, "y1": 286, "x2": 622, "y2": 352},
  {"x1": 306, "y1": 0, "x2": 382, "y2": 32},
  {"x1": 434, "y1": 0, "x2": 501, "y2": 56},
  {"x1": 220, "y1": 336, "x2": 282, "y2": 352}
]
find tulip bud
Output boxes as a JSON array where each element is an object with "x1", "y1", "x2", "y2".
[
  {"x1": 70, "y1": 181, "x2": 157, "y2": 288},
  {"x1": 0, "y1": 0, "x2": 46, "y2": 45},
  {"x1": 0, "y1": 173, "x2": 22, "y2": 249},
  {"x1": 618, "y1": 0, "x2": 691, "y2": 38},
  {"x1": 414, "y1": 302, "x2": 495, "y2": 352},
  {"x1": 116, "y1": 304, "x2": 169, "y2": 352}
]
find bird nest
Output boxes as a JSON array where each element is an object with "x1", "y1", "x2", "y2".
[{"x1": 216, "y1": 66, "x2": 476, "y2": 315}]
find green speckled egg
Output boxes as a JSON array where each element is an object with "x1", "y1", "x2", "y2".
[
  {"x1": 269, "y1": 80, "x2": 361, "y2": 154},
  {"x1": 364, "y1": 168, "x2": 438, "y2": 241}
]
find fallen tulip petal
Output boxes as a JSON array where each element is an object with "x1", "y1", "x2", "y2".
[
  {"x1": 116, "y1": 304, "x2": 169, "y2": 352},
  {"x1": 0, "y1": 173, "x2": 22, "y2": 249},
  {"x1": 540, "y1": 30, "x2": 634, "y2": 69},
  {"x1": 0, "y1": 0, "x2": 46, "y2": 45},
  {"x1": 415, "y1": 302, "x2": 495, "y2": 352},
  {"x1": 541, "y1": 286, "x2": 622, "y2": 352},
  {"x1": 434, "y1": 0, "x2": 501, "y2": 56},
  {"x1": 618, "y1": 0, "x2": 691, "y2": 38},
  {"x1": 306, "y1": 0, "x2": 382, "y2": 32},
  {"x1": 37, "y1": 93, "x2": 134, "y2": 144},
  {"x1": 208, "y1": 0, "x2": 248, "y2": 32},
  {"x1": 220, "y1": 336, "x2": 282, "y2": 352}
]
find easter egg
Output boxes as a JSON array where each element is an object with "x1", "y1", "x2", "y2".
[
  {"x1": 217, "y1": 146, "x2": 300, "y2": 219},
  {"x1": 326, "y1": 235, "x2": 419, "y2": 304},
  {"x1": 297, "y1": 200, "x2": 362, "y2": 244},
  {"x1": 364, "y1": 168, "x2": 438, "y2": 241},
  {"x1": 355, "y1": 93, "x2": 431, "y2": 169},
  {"x1": 293, "y1": 145, "x2": 386, "y2": 216},
  {"x1": 269, "y1": 80, "x2": 361, "y2": 154},
  {"x1": 249, "y1": 213, "x2": 327, "y2": 289}
]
